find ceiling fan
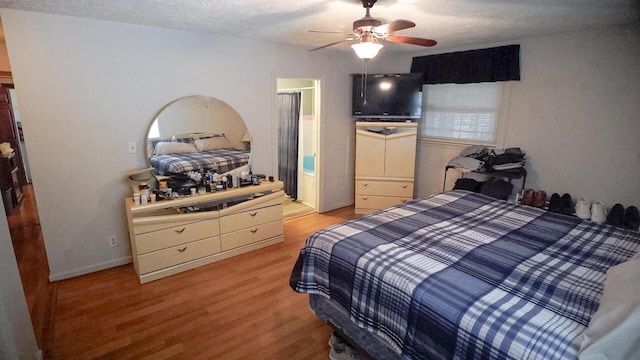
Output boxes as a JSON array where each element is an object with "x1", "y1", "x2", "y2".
[{"x1": 309, "y1": 0, "x2": 437, "y2": 60}]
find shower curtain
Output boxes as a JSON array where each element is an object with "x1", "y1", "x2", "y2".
[{"x1": 277, "y1": 92, "x2": 301, "y2": 199}]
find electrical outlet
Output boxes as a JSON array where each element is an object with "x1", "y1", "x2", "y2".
[
  {"x1": 108, "y1": 236, "x2": 118, "y2": 247},
  {"x1": 128, "y1": 141, "x2": 137, "y2": 154}
]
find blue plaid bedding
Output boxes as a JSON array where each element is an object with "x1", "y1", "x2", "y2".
[
  {"x1": 290, "y1": 191, "x2": 640, "y2": 359},
  {"x1": 149, "y1": 149, "x2": 250, "y2": 175}
]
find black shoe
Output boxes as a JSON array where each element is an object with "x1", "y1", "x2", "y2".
[
  {"x1": 560, "y1": 193, "x2": 574, "y2": 215},
  {"x1": 607, "y1": 203, "x2": 625, "y2": 227},
  {"x1": 548, "y1": 193, "x2": 561, "y2": 213},
  {"x1": 623, "y1": 206, "x2": 640, "y2": 231}
]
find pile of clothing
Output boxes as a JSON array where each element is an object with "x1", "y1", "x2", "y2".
[
  {"x1": 449, "y1": 146, "x2": 526, "y2": 200},
  {"x1": 447, "y1": 145, "x2": 525, "y2": 173},
  {"x1": 493, "y1": 148, "x2": 526, "y2": 170}
]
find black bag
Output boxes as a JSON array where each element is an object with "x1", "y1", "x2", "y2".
[
  {"x1": 453, "y1": 178, "x2": 482, "y2": 193},
  {"x1": 493, "y1": 152, "x2": 525, "y2": 165},
  {"x1": 167, "y1": 173, "x2": 197, "y2": 195},
  {"x1": 504, "y1": 147, "x2": 524, "y2": 156},
  {"x1": 480, "y1": 178, "x2": 513, "y2": 200}
]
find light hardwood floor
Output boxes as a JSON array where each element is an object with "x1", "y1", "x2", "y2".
[
  {"x1": 283, "y1": 197, "x2": 315, "y2": 220},
  {"x1": 9, "y1": 184, "x2": 359, "y2": 359}
]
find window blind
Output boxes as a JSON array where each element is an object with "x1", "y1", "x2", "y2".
[{"x1": 422, "y1": 82, "x2": 501, "y2": 143}]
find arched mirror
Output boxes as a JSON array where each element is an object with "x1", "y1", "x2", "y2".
[{"x1": 146, "y1": 95, "x2": 251, "y2": 178}]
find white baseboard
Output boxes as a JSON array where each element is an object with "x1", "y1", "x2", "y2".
[{"x1": 49, "y1": 256, "x2": 132, "y2": 282}]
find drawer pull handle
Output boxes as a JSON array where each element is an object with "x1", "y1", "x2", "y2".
[
  {"x1": 362, "y1": 183, "x2": 368, "y2": 187},
  {"x1": 174, "y1": 228, "x2": 186, "y2": 234},
  {"x1": 362, "y1": 197, "x2": 368, "y2": 200},
  {"x1": 177, "y1": 247, "x2": 188, "y2": 253},
  {"x1": 401, "y1": 199, "x2": 408, "y2": 203},
  {"x1": 249, "y1": 212, "x2": 258, "y2": 217},
  {"x1": 250, "y1": 228, "x2": 258, "y2": 233},
  {"x1": 402, "y1": 185, "x2": 408, "y2": 188}
]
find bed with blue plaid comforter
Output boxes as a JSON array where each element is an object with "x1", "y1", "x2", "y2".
[
  {"x1": 290, "y1": 190, "x2": 639, "y2": 359},
  {"x1": 149, "y1": 148, "x2": 250, "y2": 175}
]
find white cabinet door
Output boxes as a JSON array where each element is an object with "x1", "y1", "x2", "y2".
[
  {"x1": 384, "y1": 131, "x2": 417, "y2": 178},
  {"x1": 355, "y1": 130, "x2": 385, "y2": 177}
]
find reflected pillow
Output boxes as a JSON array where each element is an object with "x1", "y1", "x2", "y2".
[
  {"x1": 171, "y1": 133, "x2": 225, "y2": 143},
  {"x1": 579, "y1": 257, "x2": 640, "y2": 360},
  {"x1": 154, "y1": 142, "x2": 198, "y2": 155},
  {"x1": 194, "y1": 136, "x2": 233, "y2": 151}
]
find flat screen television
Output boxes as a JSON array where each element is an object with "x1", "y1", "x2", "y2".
[{"x1": 352, "y1": 73, "x2": 423, "y2": 120}]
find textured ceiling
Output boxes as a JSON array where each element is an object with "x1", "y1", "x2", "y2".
[{"x1": 0, "y1": 0, "x2": 638, "y2": 53}]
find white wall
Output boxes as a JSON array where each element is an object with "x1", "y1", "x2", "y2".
[
  {"x1": 0, "y1": 9, "x2": 360, "y2": 280},
  {"x1": 379, "y1": 24, "x2": 640, "y2": 207}
]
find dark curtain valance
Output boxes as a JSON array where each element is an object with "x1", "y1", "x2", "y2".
[{"x1": 410, "y1": 45, "x2": 520, "y2": 84}]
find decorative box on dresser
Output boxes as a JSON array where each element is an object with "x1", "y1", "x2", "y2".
[
  {"x1": 355, "y1": 121, "x2": 417, "y2": 214},
  {"x1": 125, "y1": 180, "x2": 284, "y2": 283}
]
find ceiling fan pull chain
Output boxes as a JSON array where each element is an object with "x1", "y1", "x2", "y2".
[{"x1": 362, "y1": 62, "x2": 368, "y2": 105}]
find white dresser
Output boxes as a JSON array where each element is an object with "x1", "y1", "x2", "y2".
[
  {"x1": 125, "y1": 181, "x2": 284, "y2": 283},
  {"x1": 355, "y1": 121, "x2": 417, "y2": 214}
]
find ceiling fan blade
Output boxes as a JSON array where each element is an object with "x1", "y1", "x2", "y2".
[
  {"x1": 309, "y1": 30, "x2": 352, "y2": 35},
  {"x1": 384, "y1": 34, "x2": 437, "y2": 47},
  {"x1": 374, "y1": 20, "x2": 415, "y2": 35},
  {"x1": 308, "y1": 39, "x2": 352, "y2": 52}
]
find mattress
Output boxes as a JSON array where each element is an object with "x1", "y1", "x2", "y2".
[{"x1": 290, "y1": 190, "x2": 640, "y2": 359}]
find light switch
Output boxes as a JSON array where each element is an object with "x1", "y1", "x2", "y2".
[{"x1": 128, "y1": 141, "x2": 137, "y2": 154}]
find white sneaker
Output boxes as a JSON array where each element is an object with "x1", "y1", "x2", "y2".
[
  {"x1": 329, "y1": 344, "x2": 362, "y2": 360},
  {"x1": 575, "y1": 197, "x2": 591, "y2": 220},
  {"x1": 591, "y1": 201, "x2": 608, "y2": 224}
]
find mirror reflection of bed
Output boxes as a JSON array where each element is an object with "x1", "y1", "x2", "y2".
[
  {"x1": 146, "y1": 96, "x2": 252, "y2": 186},
  {"x1": 145, "y1": 94, "x2": 314, "y2": 219}
]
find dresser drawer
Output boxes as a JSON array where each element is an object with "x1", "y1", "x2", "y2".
[
  {"x1": 137, "y1": 236, "x2": 221, "y2": 274},
  {"x1": 220, "y1": 204, "x2": 283, "y2": 234},
  {"x1": 135, "y1": 219, "x2": 220, "y2": 254},
  {"x1": 355, "y1": 180, "x2": 413, "y2": 197},
  {"x1": 220, "y1": 220, "x2": 283, "y2": 252},
  {"x1": 133, "y1": 213, "x2": 220, "y2": 235},
  {"x1": 355, "y1": 195, "x2": 411, "y2": 211}
]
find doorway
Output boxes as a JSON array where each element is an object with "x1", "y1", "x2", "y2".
[
  {"x1": 8, "y1": 88, "x2": 31, "y2": 183},
  {"x1": 276, "y1": 79, "x2": 320, "y2": 219}
]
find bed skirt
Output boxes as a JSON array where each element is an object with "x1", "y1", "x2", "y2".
[{"x1": 309, "y1": 294, "x2": 400, "y2": 360}]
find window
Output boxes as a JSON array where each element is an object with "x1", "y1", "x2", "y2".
[
  {"x1": 421, "y1": 82, "x2": 503, "y2": 144},
  {"x1": 148, "y1": 119, "x2": 160, "y2": 139}
]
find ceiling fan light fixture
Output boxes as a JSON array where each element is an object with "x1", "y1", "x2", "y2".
[
  {"x1": 351, "y1": 40, "x2": 383, "y2": 60},
  {"x1": 309, "y1": 0, "x2": 436, "y2": 57}
]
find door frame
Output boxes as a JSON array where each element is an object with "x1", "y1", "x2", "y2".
[{"x1": 274, "y1": 78, "x2": 321, "y2": 212}]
